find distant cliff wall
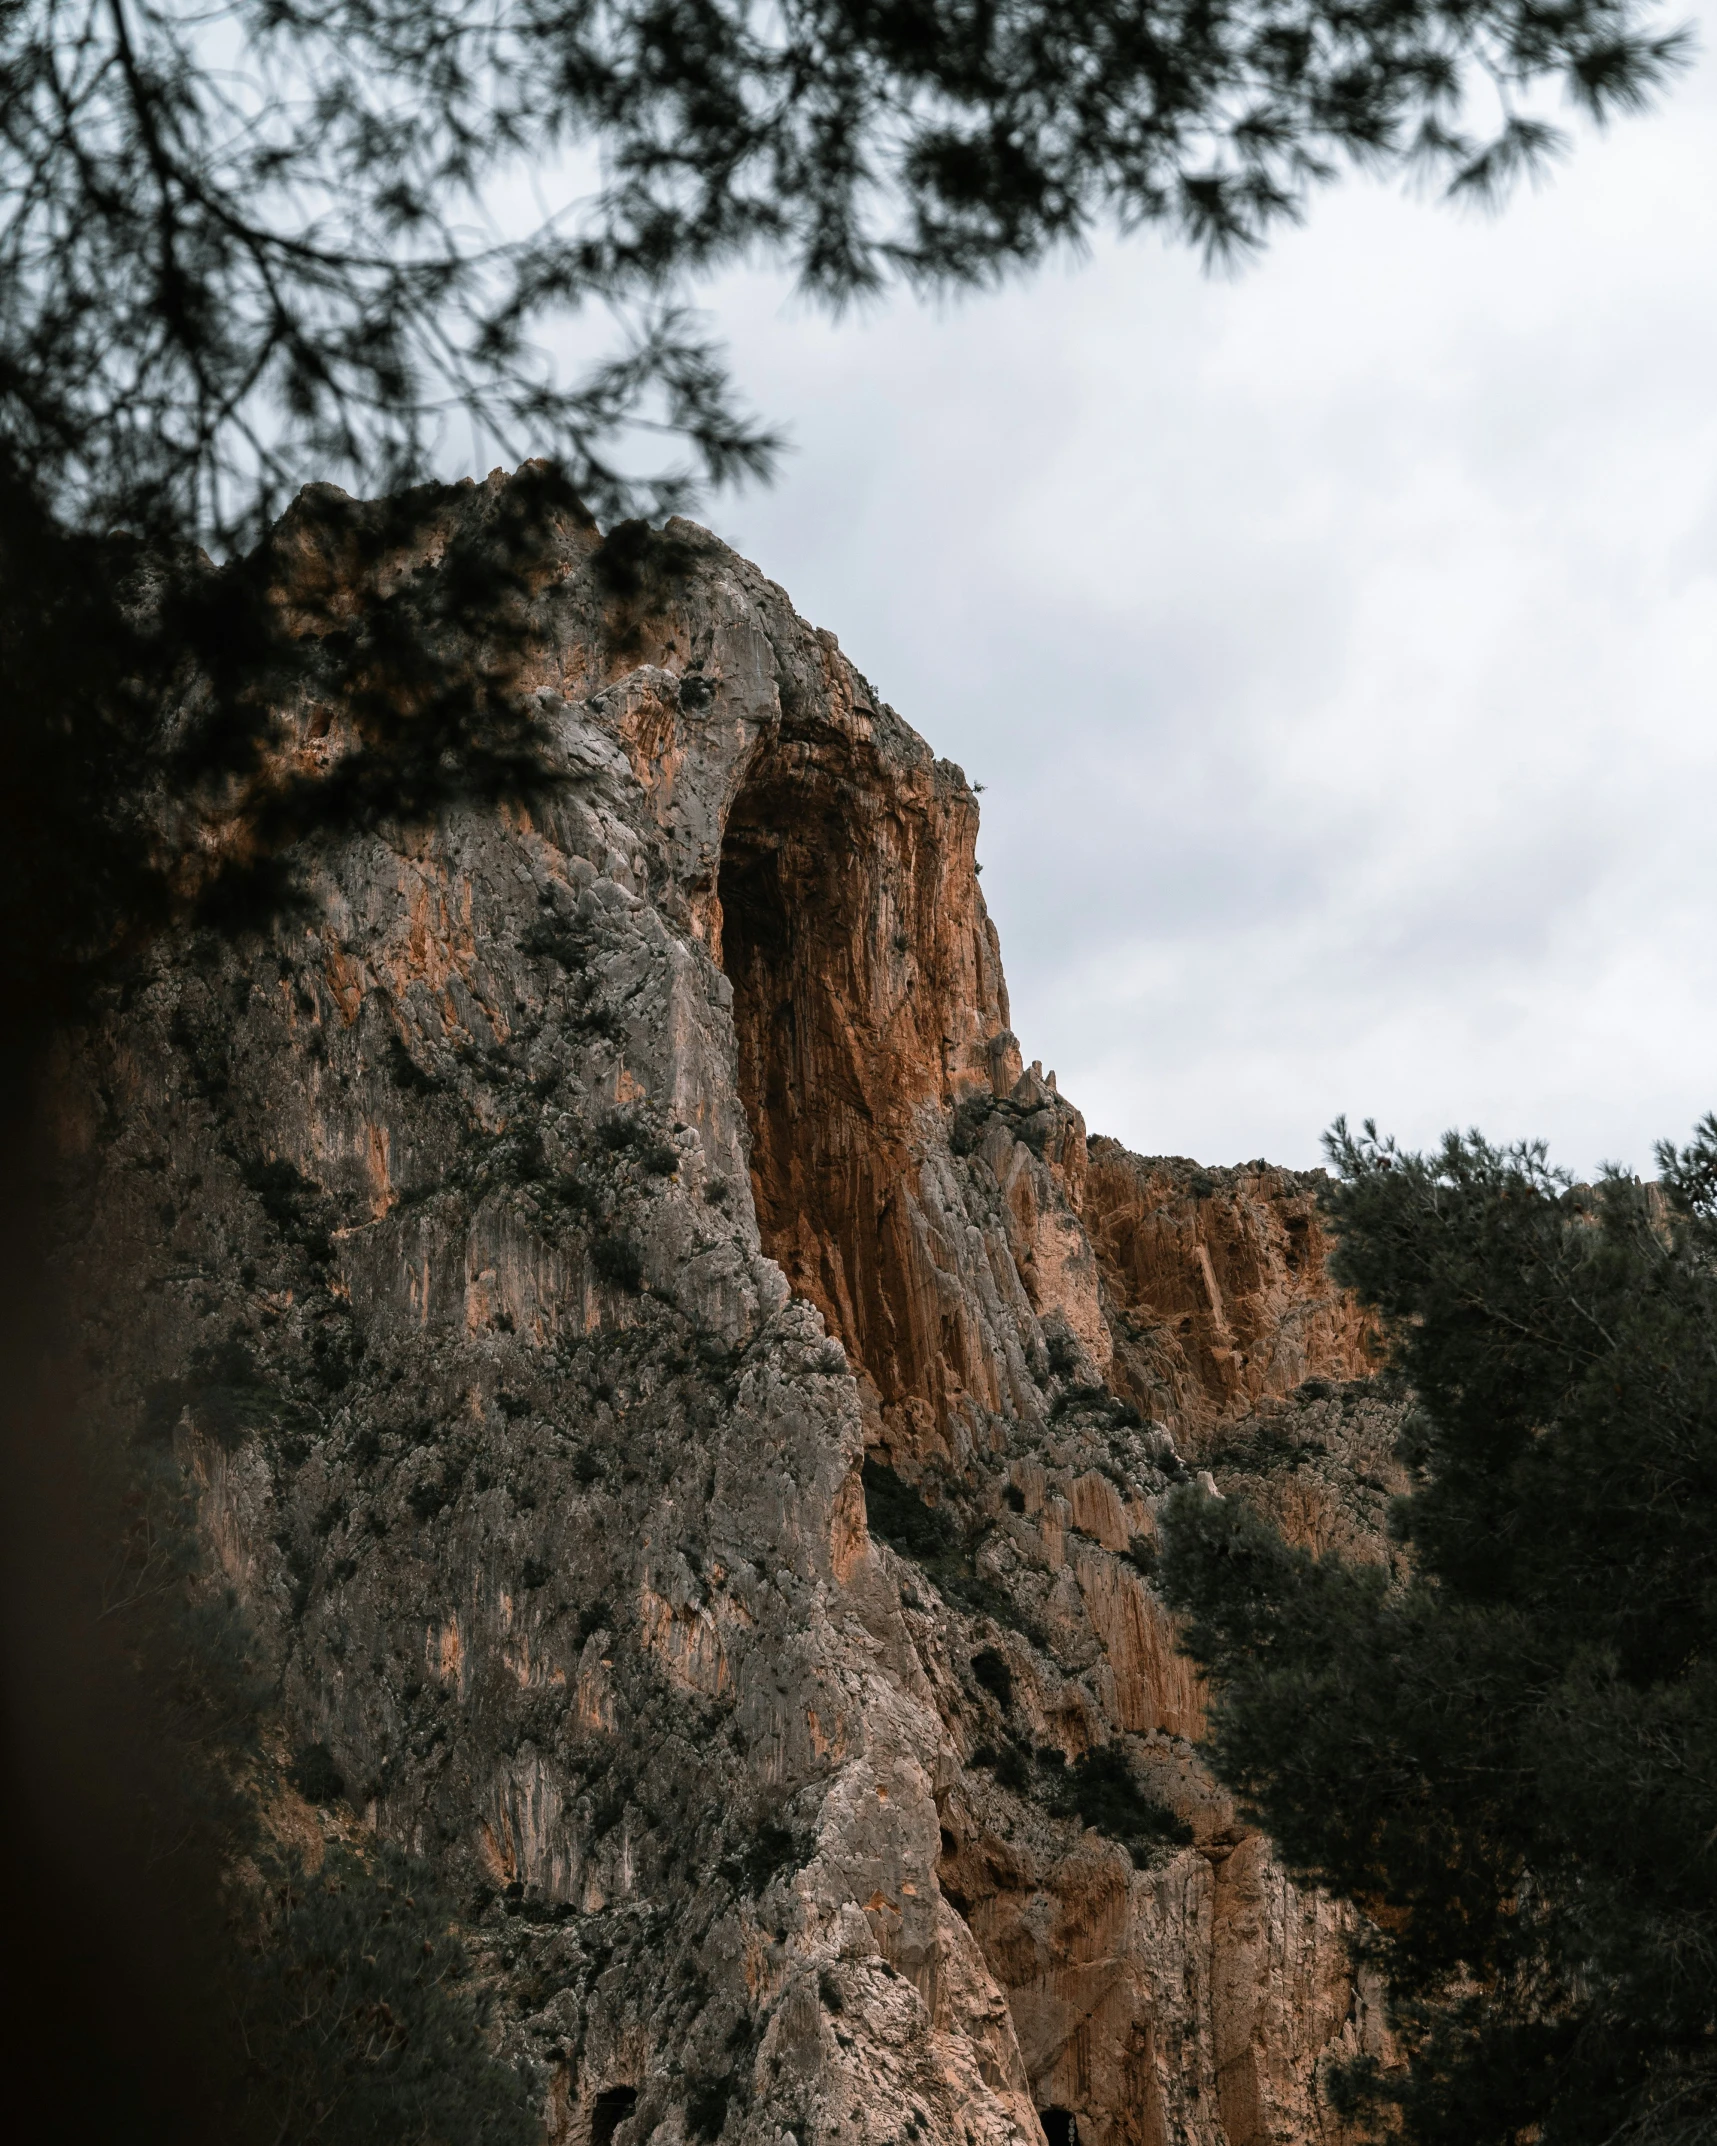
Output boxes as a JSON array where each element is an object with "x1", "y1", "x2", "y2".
[{"x1": 49, "y1": 470, "x2": 1393, "y2": 2146}]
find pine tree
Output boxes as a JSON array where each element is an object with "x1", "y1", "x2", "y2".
[
  {"x1": 2, "y1": 0, "x2": 1694, "y2": 548},
  {"x1": 1161, "y1": 1116, "x2": 1717, "y2": 2146}
]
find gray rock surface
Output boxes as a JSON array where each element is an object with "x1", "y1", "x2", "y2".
[{"x1": 48, "y1": 470, "x2": 1398, "y2": 2146}]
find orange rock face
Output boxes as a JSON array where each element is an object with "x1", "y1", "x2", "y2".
[
  {"x1": 1077, "y1": 1145, "x2": 1376, "y2": 1450},
  {"x1": 719, "y1": 683, "x2": 1009, "y2": 1438},
  {"x1": 710, "y1": 693, "x2": 1370, "y2": 1480}
]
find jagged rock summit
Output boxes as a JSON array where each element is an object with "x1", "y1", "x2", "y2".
[{"x1": 53, "y1": 470, "x2": 1397, "y2": 2145}]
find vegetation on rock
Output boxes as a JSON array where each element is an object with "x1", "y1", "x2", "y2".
[
  {"x1": 1162, "y1": 1115, "x2": 1717, "y2": 2146},
  {"x1": 234, "y1": 1844, "x2": 534, "y2": 2146}
]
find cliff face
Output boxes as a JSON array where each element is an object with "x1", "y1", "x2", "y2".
[
  {"x1": 49, "y1": 471, "x2": 1394, "y2": 2146},
  {"x1": 1078, "y1": 1147, "x2": 1376, "y2": 1456}
]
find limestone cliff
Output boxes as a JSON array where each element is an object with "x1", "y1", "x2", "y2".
[{"x1": 47, "y1": 471, "x2": 1394, "y2": 2146}]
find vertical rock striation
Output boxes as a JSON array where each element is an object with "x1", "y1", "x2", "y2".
[{"x1": 48, "y1": 471, "x2": 1395, "y2": 2146}]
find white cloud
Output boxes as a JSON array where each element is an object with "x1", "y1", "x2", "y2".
[{"x1": 646, "y1": 19, "x2": 1717, "y2": 1176}]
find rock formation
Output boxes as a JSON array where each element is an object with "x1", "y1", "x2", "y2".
[{"x1": 46, "y1": 470, "x2": 1398, "y2": 2146}]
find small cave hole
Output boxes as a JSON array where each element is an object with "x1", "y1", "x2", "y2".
[
  {"x1": 1040, "y1": 2111, "x2": 1079, "y2": 2146},
  {"x1": 591, "y1": 2086, "x2": 638, "y2": 2146},
  {"x1": 970, "y1": 1647, "x2": 1013, "y2": 1708}
]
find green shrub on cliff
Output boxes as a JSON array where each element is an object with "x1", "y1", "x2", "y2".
[
  {"x1": 1162, "y1": 1116, "x2": 1717, "y2": 2146},
  {"x1": 861, "y1": 1457, "x2": 1024, "y2": 1630},
  {"x1": 234, "y1": 1845, "x2": 533, "y2": 2146},
  {"x1": 27, "y1": 1390, "x2": 531, "y2": 2143}
]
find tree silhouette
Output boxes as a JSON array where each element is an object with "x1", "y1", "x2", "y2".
[
  {"x1": 0, "y1": 0, "x2": 1693, "y2": 1005},
  {"x1": 2, "y1": 0, "x2": 1693, "y2": 549}
]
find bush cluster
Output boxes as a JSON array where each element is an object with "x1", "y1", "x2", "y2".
[
  {"x1": 969, "y1": 1740, "x2": 1189, "y2": 1866},
  {"x1": 861, "y1": 1458, "x2": 1020, "y2": 1626}
]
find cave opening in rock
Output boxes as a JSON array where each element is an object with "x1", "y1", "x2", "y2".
[
  {"x1": 715, "y1": 705, "x2": 1010, "y2": 1450},
  {"x1": 1039, "y1": 2111, "x2": 1078, "y2": 2146},
  {"x1": 717, "y1": 722, "x2": 950, "y2": 1418},
  {"x1": 719, "y1": 732, "x2": 895, "y2": 1367},
  {"x1": 591, "y1": 2086, "x2": 638, "y2": 2146}
]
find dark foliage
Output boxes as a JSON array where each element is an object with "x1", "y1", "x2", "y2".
[
  {"x1": 520, "y1": 915, "x2": 591, "y2": 972},
  {"x1": 0, "y1": 463, "x2": 576, "y2": 1027},
  {"x1": 1125, "y1": 1533, "x2": 1158, "y2": 1579},
  {"x1": 239, "y1": 1154, "x2": 336, "y2": 1267},
  {"x1": 720, "y1": 1817, "x2": 800, "y2": 1896},
  {"x1": 1160, "y1": 1114, "x2": 1717, "y2": 2146},
  {"x1": 972, "y1": 1739, "x2": 1031, "y2": 1793},
  {"x1": 598, "y1": 1112, "x2": 681, "y2": 1176},
  {"x1": 142, "y1": 1337, "x2": 315, "y2": 1452},
  {"x1": 685, "y1": 2078, "x2": 732, "y2": 2143},
  {"x1": 949, "y1": 1094, "x2": 996, "y2": 1156},
  {"x1": 862, "y1": 1456, "x2": 960, "y2": 1561},
  {"x1": 638, "y1": 1135, "x2": 683, "y2": 1178},
  {"x1": 386, "y1": 1034, "x2": 442, "y2": 1093},
  {"x1": 288, "y1": 1740, "x2": 347, "y2": 1807},
  {"x1": 233, "y1": 1844, "x2": 534, "y2": 2146},
  {"x1": 862, "y1": 1457, "x2": 1030, "y2": 1628},
  {"x1": 592, "y1": 521, "x2": 702, "y2": 648},
  {"x1": 406, "y1": 1451, "x2": 468, "y2": 1520},
  {"x1": 1044, "y1": 1325, "x2": 1084, "y2": 1381},
  {"x1": 0, "y1": 0, "x2": 1690, "y2": 550},
  {"x1": 972, "y1": 1737, "x2": 1188, "y2": 1865},
  {"x1": 569, "y1": 994, "x2": 625, "y2": 1042},
  {"x1": 592, "y1": 1232, "x2": 646, "y2": 1292},
  {"x1": 1049, "y1": 1745, "x2": 1192, "y2": 1866}
]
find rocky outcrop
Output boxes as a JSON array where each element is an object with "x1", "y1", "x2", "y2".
[
  {"x1": 46, "y1": 471, "x2": 1397, "y2": 2146},
  {"x1": 1077, "y1": 1148, "x2": 1375, "y2": 1453}
]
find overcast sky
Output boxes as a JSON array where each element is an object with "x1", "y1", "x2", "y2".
[{"x1": 648, "y1": 24, "x2": 1717, "y2": 1178}]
